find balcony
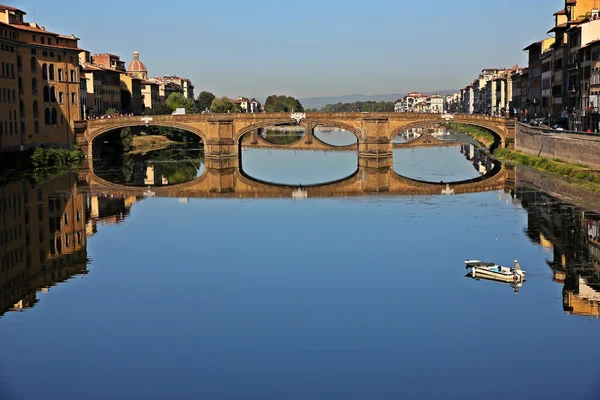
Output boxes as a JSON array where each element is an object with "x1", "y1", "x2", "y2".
[{"x1": 567, "y1": 62, "x2": 579, "y2": 71}]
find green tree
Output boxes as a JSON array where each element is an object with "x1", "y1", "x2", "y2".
[
  {"x1": 264, "y1": 95, "x2": 304, "y2": 112},
  {"x1": 196, "y1": 91, "x2": 216, "y2": 112},
  {"x1": 165, "y1": 92, "x2": 198, "y2": 114},
  {"x1": 210, "y1": 97, "x2": 240, "y2": 113},
  {"x1": 147, "y1": 103, "x2": 172, "y2": 115},
  {"x1": 120, "y1": 81, "x2": 132, "y2": 114},
  {"x1": 106, "y1": 107, "x2": 118, "y2": 116},
  {"x1": 121, "y1": 127, "x2": 134, "y2": 152}
]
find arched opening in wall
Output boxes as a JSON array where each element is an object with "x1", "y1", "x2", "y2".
[
  {"x1": 44, "y1": 108, "x2": 50, "y2": 125},
  {"x1": 313, "y1": 123, "x2": 358, "y2": 147},
  {"x1": 240, "y1": 123, "x2": 305, "y2": 147},
  {"x1": 42, "y1": 63, "x2": 47, "y2": 80},
  {"x1": 238, "y1": 123, "x2": 359, "y2": 186},
  {"x1": 43, "y1": 86, "x2": 49, "y2": 102},
  {"x1": 445, "y1": 122, "x2": 502, "y2": 153},
  {"x1": 393, "y1": 144, "x2": 499, "y2": 184},
  {"x1": 91, "y1": 125, "x2": 206, "y2": 188}
]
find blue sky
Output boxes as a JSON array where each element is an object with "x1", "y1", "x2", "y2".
[{"x1": 18, "y1": 0, "x2": 563, "y2": 98}]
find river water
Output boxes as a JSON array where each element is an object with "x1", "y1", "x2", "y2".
[{"x1": 1, "y1": 129, "x2": 599, "y2": 399}]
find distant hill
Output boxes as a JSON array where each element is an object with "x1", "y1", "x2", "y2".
[{"x1": 300, "y1": 91, "x2": 457, "y2": 110}]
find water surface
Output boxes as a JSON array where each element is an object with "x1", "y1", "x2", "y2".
[{"x1": 1, "y1": 148, "x2": 599, "y2": 400}]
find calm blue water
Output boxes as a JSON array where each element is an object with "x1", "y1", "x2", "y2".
[
  {"x1": 1, "y1": 145, "x2": 600, "y2": 400},
  {"x1": 393, "y1": 146, "x2": 481, "y2": 182}
]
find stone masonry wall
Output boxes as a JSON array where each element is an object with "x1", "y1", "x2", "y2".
[{"x1": 516, "y1": 123, "x2": 600, "y2": 169}]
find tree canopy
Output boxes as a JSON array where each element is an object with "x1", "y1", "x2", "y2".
[
  {"x1": 165, "y1": 92, "x2": 198, "y2": 114},
  {"x1": 196, "y1": 91, "x2": 216, "y2": 112},
  {"x1": 264, "y1": 95, "x2": 304, "y2": 113},
  {"x1": 210, "y1": 97, "x2": 240, "y2": 113}
]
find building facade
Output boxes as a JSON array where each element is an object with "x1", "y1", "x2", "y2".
[{"x1": 0, "y1": 5, "x2": 82, "y2": 152}]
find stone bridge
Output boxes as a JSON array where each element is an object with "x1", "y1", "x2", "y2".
[
  {"x1": 78, "y1": 156, "x2": 509, "y2": 199},
  {"x1": 76, "y1": 112, "x2": 515, "y2": 162}
]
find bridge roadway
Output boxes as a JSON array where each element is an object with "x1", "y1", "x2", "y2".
[
  {"x1": 78, "y1": 157, "x2": 509, "y2": 199},
  {"x1": 242, "y1": 130, "x2": 468, "y2": 152},
  {"x1": 76, "y1": 112, "x2": 515, "y2": 161}
]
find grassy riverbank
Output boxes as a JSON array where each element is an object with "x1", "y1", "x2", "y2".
[
  {"x1": 495, "y1": 148, "x2": 600, "y2": 192},
  {"x1": 447, "y1": 123, "x2": 496, "y2": 148},
  {"x1": 130, "y1": 135, "x2": 182, "y2": 154}
]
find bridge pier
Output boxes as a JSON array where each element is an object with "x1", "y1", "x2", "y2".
[{"x1": 302, "y1": 122, "x2": 315, "y2": 144}]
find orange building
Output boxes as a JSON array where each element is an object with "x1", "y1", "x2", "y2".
[{"x1": 0, "y1": 4, "x2": 82, "y2": 153}]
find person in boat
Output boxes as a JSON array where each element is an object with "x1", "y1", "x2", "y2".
[{"x1": 514, "y1": 260, "x2": 521, "y2": 271}]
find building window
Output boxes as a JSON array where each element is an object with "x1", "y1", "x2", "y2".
[
  {"x1": 41, "y1": 37, "x2": 45, "y2": 44},
  {"x1": 70, "y1": 70, "x2": 75, "y2": 82},
  {"x1": 49, "y1": 64, "x2": 55, "y2": 81},
  {"x1": 71, "y1": 92, "x2": 77, "y2": 105},
  {"x1": 18, "y1": 77, "x2": 22, "y2": 91},
  {"x1": 30, "y1": 57, "x2": 37, "y2": 73},
  {"x1": 34, "y1": 121, "x2": 39, "y2": 134},
  {"x1": 32, "y1": 78, "x2": 38, "y2": 96},
  {"x1": 42, "y1": 63, "x2": 47, "y2": 80},
  {"x1": 19, "y1": 100, "x2": 24, "y2": 118},
  {"x1": 58, "y1": 68, "x2": 63, "y2": 81},
  {"x1": 44, "y1": 108, "x2": 50, "y2": 125},
  {"x1": 51, "y1": 87, "x2": 56, "y2": 103},
  {"x1": 33, "y1": 101, "x2": 39, "y2": 119},
  {"x1": 43, "y1": 86, "x2": 49, "y2": 102},
  {"x1": 51, "y1": 108, "x2": 57, "y2": 125},
  {"x1": 59, "y1": 92, "x2": 64, "y2": 104}
]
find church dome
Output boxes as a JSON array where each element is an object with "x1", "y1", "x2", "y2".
[{"x1": 127, "y1": 50, "x2": 147, "y2": 73}]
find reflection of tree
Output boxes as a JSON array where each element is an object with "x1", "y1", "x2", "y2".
[
  {"x1": 122, "y1": 147, "x2": 204, "y2": 186},
  {"x1": 262, "y1": 130, "x2": 303, "y2": 145},
  {"x1": 121, "y1": 156, "x2": 134, "y2": 183}
]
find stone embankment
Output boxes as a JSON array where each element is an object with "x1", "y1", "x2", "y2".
[{"x1": 516, "y1": 123, "x2": 600, "y2": 169}]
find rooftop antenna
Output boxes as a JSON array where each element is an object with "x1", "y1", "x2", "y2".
[{"x1": 32, "y1": 10, "x2": 36, "y2": 23}]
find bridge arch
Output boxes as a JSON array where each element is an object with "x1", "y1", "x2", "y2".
[
  {"x1": 235, "y1": 119, "x2": 306, "y2": 144},
  {"x1": 388, "y1": 118, "x2": 506, "y2": 149},
  {"x1": 87, "y1": 119, "x2": 208, "y2": 145},
  {"x1": 235, "y1": 118, "x2": 363, "y2": 144}
]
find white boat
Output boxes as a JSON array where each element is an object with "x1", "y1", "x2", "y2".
[{"x1": 464, "y1": 260, "x2": 526, "y2": 283}]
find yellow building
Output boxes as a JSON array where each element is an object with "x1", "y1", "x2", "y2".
[
  {"x1": 120, "y1": 73, "x2": 143, "y2": 115},
  {"x1": 141, "y1": 80, "x2": 160, "y2": 112},
  {"x1": 0, "y1": 173, "x2": 88, "y2": 316},
  {"x1": 0, "y1": 4, "x2": 82, "y2": 152},
  {"x1": 79, "y1": 53, "x2": 122, "y2": 116}
]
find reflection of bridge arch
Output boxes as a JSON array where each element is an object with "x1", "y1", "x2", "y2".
[
  {"x1": 246, "y1": 134, "x2": 357, "y2": 152},
  {"x1": 81, "y1": 159, "x2": 508, "y2": 199}
]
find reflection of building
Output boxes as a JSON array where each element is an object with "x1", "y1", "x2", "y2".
[
  {"x1": 0, "y1": 4, "x2": 82, "y2": 153},
  {"x1": 0, "y1": 174, "x2": 88, "y2": 317},
  {"x1": 518, "y1": 188, "x2": 600, "y2": 318},
  {"x1": 85, "y1": 195, "x2": 139, "y2": 238}
]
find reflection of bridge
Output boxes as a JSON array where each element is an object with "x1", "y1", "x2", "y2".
[
  {"x1": 241, "y1": 130, "x2": 467, "y2": 152},
  {"x1": 79, "y1": 156, "x2": 509, "y2": 199},
  {"x1": 77, "y1": 112, "x2": 514, "y2": 161}
]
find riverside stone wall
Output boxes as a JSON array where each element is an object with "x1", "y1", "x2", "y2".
[{"x1": 516, "y1": 123, "x2": 600, "y2": 169}]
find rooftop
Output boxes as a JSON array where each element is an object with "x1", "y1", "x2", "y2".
[{"x1": 0, "y1": 4, "x2": 25, "y2": 13}]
